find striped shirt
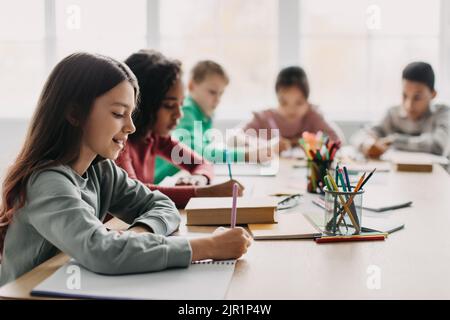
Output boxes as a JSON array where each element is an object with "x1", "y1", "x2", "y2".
[{"x1": 352, "y1": 104, "x2": 450, "y2": 156}]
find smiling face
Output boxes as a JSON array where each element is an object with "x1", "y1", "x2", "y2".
[
  {"x1": 277, "y1": 85, "x2": 310, "y2": 121},
  {"x1": 152, "y1": 77, "x2": 185, "y2": 137},
  {"x1": 189, "y1": 74, "x2": 228, "y2": 118},
  {"x1": 402, "y1": 79, "x2": 436, "y2": 121},
  {"x1": 80, "y1": 80, "x2": 136, "y2": 164}
]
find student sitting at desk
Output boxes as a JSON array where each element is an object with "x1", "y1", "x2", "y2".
[
  {"x1": 0, "y1": 52, "x2": 251, "y2": 286},
  {"x1": 154, "y1": 60, "x2": 276, "y2": 183},
  {"x1": 234, "y1": 66, "x2": 340, "y2": 153},
  {"x1": 351, "y1": 61, "x2": 450, "y2": 159},
  {"x1": 116, "y1": 50, "x2": 244, "y2": 208}
]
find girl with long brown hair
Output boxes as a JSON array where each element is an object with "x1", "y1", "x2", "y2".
[{"x1": 0, "y1": 52, "x2": 251, "y2": 286}]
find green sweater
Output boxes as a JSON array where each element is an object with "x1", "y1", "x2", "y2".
[
  {"x1": 0, "y1": 160, "x2": 192, "y2": 286},
  {"x1": 154, "y1": 96, "x2": 245, "y2": 183}
]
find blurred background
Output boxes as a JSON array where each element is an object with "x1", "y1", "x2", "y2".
[{"x1": 1, "y1": 0, "x2": 449, "y2": 177}]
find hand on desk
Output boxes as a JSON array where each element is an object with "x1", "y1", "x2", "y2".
[
  {"x1": 190, "y1": 227, "x2": 252, "y2": 261},
  {"x1": 196, "y1": 179, "x2": 245, "y2": 197},
  {"x1": 175, "y1": 174, "x2": 208, "y2": 186},
  {"x1": 362, "y1": 137, "x2": 393, "y2": 159}
]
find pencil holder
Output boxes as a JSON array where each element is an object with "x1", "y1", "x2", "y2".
[
  {"x1": 306, "y1": 159, "x2": 331, "y2": 194},
  {"x1": 324, "y1": 187, "x2": 364, "y2": 236}
]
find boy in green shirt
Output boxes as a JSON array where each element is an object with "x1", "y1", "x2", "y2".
[{"x1": 154, "y1": 60, "x2": 245, "y2": 183}]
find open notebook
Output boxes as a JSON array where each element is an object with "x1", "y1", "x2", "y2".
[
  {"x1": 381, "y1": 150, "x2": 449, "y2": 165},
  {"x1": 248, "y1": 212, "x2": 322, "y2": 240},
  {"x1": 31, "y1": 259, "x2": 236, "y2": 300}
]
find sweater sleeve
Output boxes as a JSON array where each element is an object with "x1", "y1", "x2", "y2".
[
  {"x1": 390, "y1": 107, "x2": 450, "y2": 155},
  {"x1": 351, "y1": 111, "x2": 393, "y2": 151},
  {"x1": 25, "y1": 168, "x2": 192, "y2": 275},
  {"x1": 370, "y1": 111, "x2": 394, "y2": 138},
  {"x1": 107, "y1": 161, "x2": 183, "y2": 235}
]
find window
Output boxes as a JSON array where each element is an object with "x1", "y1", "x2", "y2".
[
  {"x1": 0, "y1": 0, "x2": 447, "y2": 122},
  {"x1": 0, "y1": 0, "x2": 147, "y2": 118},
  {"x1": 159, "y1": 0, "x2": 279, "y2": 121},
  {"x1": 54, "y1": 0, "x2": 147, "y2": 61},
  {"x1": 0, "y1": 0, "x2": 45, "y2": 118},
  {"x1": 299, "y1": 0, "x2": 441, "y2": 121}
]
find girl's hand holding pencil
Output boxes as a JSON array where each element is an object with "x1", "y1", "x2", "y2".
[{"x1": 190, "y1": 227, "x2": 252, "y2": 261}]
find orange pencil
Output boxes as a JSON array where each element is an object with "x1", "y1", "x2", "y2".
[{"x1": 335, "y1": 172, "x2": 366, "y2": 226}]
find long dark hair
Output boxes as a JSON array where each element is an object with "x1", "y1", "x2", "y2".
[
  {"x1": 124, "y1": 49, "x2": 181, "y2": 141},
  {"x1": 0, "y1": 52, "x2": 139, "y2": 255}
]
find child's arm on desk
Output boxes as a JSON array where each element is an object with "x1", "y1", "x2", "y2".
[{"x1": 189, "y1": 227, "x2": 252, "y2": 261}]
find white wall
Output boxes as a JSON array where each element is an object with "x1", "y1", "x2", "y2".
[{"x1": 0, "y1": 119, "x2": 28, "y2": 183}]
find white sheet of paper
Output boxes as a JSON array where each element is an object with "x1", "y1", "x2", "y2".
[{"x1": 32, "y1": 257, "x2": 236, "y2": 300}]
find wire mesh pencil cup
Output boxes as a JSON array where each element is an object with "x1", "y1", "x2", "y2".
[
  {"x1": 307, "y1": 159, "x2": 331, "y2": 194},
  {"x1": 324, "y1": 187, "x2": 364, "y2": 236}
]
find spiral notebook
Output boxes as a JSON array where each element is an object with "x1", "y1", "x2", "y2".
[{"x1": 31, "y1": 259, "x2": 236, "y2": 300}]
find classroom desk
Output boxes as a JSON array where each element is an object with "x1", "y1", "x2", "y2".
[{"x1": 1, "y1": 158, "x2": 450, "y2": 299}]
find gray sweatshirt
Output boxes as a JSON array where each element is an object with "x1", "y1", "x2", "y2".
[
  {"x1": 351, "y1": 104, "x2": 450, "y2": 156},
  {"x1": 0, "y1": 160, "x2": 192, "y2": 286}
]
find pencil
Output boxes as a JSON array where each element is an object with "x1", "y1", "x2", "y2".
[
  {"x1": 337, "y1": 169, "x2": 348, "y2": 192},
  {"x1": 226, "y1": 149, "x2": 233, "y2": 180},
  {"x1": 231, "y1": 183, "x2": 238, "y2": 228},
  {"x1": 360, "y1": 168, "x2": 376, "y2": 189},
  {"x1": 335, "y1": 172, "x2": 366, "y2": 226},
  {"x1": 326, "y1": 171, "x2": 360, "y2": 233},
  {"x1": 343, "y1": 166, "x2": 351, "y2": 191}
]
